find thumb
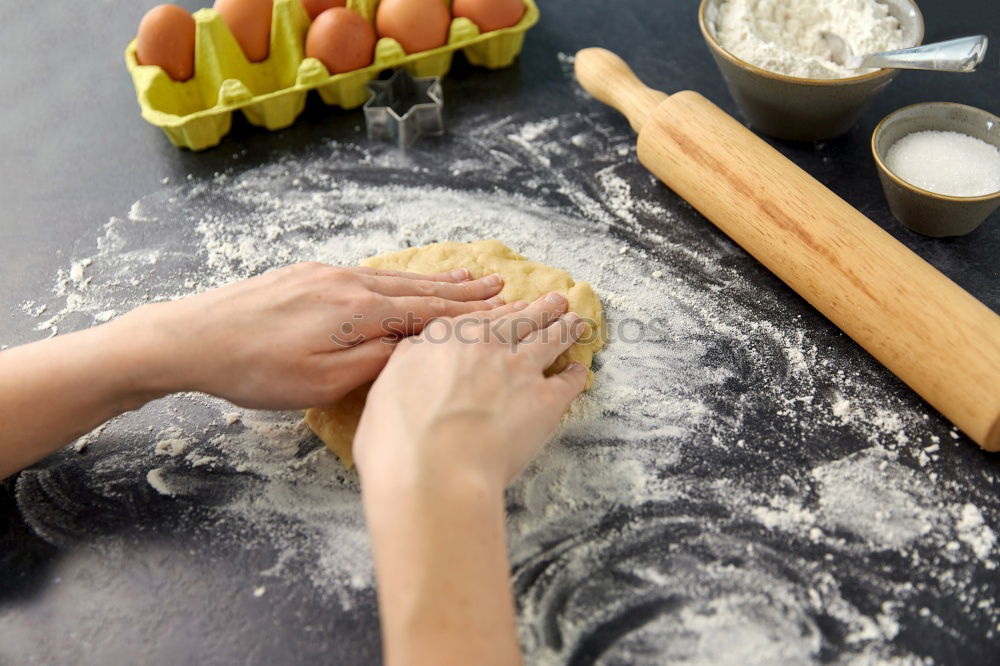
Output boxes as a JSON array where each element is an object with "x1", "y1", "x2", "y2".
[
  {"x1": 315, "y1": 336, "x2": 400, "y2": 404},
  {"x1": 547, "y1": 362, "x2": 589, "y2": 411}
]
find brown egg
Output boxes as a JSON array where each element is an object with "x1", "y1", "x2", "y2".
[
  {"x1": 452, "y1": 0, "x2": 524, "y2": 32},
  {"x1": 306, "y1": 8, "x2": 376, "y2": 74},
  {"x1": 375, "y1": 0, "x2": 451, "y2": 54},
  {"x1": 301, "y1": 0, "x2": 347, "y2": 21},
  {"x1": 214, "y1": 0, "x2": 273, "y2": 62},
  {"x1": 136, "y1": 5, "x2": 197, "y2": 81}
]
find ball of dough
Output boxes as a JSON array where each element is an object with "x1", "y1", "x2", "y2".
[{"x1": 305, "y1": 239, "x2": 606, "y2": 467}]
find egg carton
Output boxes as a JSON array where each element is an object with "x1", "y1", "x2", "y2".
[{"x1": 124, "y1": 0, "x2": 539, "y2": 150}]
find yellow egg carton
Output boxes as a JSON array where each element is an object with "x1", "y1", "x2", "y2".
[{"x1": 124, "y1": 0, "x2": 539, "y2": 150}]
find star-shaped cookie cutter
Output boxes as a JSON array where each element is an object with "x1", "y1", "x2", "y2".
[{"x1": 364, "y1": 70, "x2": 444, "y2": 148}]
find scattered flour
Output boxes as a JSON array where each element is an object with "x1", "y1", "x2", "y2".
[
  {"x1": 154, "y1": 426, "x2": 192, "y2": 457},
  {"x1": 154, "y1": 438, "x2": 189, "y2": 457},
  {"x1": 72, "y1": 422, "x2": 107, "y2": 453},
  {"x1": 11, "y1": 106, "x2": 999, "y2": 663},
  {"x1": 956, "y1": 503, "x2": 997, "y2": 561},
  {"x1": 812, "y1": 448, "x2": 936, "y2": 550},
  {"x1": 145, "y1": 468, "x2": 175, "y2": 497}
]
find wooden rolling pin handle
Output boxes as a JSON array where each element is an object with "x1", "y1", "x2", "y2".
[
  {"x1": 576, "y1": 48, "x2": 1000, "y2": 451},
  {"x1": 574, "y1": 48, "x2": 669, "y2": 133}
]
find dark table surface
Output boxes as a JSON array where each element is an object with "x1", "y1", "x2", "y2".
[{"x1": 2, "y1": 1, "x2": 999, "y2": 664}]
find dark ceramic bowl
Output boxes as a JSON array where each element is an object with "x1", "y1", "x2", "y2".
[
  {"x1": 698, "y1": 0, "x2": 924, "y2": 141},
  {"x1": 872, "y1": 102, "x2": 1000, "y2": 237}
]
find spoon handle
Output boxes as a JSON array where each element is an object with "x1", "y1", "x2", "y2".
[{"x1": 859, "y1": 35, "x2": 989, "y2": 72}]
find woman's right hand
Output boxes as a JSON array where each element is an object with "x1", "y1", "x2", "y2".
[
  {"x1": 353, "y1": 292, "x2": 589, "y2": 666},
  {"x1": 354, "y1": 291, "x2": 588, "y2": 492}
]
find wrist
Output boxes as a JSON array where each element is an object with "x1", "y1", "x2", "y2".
[
  {"x1": 359, "y1": 439, "x2": 520, "y2": 666},
  {"x1": 360, "y1": 448, "x2": 505, "y2": 517},
  {"x1": 105, "y1": 303, "x2": 194, "y2": 403},
  {"x1": 358, "y1": 415, "x2": 510, "y2": 493},
  {"x1": 359, "y1": 431, "x2": 508, "y2": 506}
]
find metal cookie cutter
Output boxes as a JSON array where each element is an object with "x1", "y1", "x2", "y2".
[{"x1": 364, "y1": 69, "x2": 444, "y2": 148}]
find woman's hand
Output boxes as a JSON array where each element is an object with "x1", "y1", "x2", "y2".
[
  {"x1": 0, "y1": 262, "x2": 503, "y2": 478},
  {"x1": 353, "y1": 292, "x2": 588, "y2": 666},
  {"x1": 133, "y1": 262, "x2": 505, "y2": 409},
  {"x1": 354, "y1": 291, "x2": 588, "y2": 490}
]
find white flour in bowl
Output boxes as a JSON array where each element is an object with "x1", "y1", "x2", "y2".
[{"x1": 713, "y1": 0, "x2": 906, "y2": 79}]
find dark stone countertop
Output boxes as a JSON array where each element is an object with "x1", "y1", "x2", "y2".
[{"x1": 2, "y1": 1, "x2": 999, "y2": 664}]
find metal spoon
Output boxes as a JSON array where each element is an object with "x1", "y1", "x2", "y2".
[{"x1": 821, "y1": 34, "x2": 988, "y2": 72}]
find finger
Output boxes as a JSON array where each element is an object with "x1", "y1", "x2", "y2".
[
  {"x1": 331, "y1": 292, "x2": 505, "y2": 345},
  {"x1": 351, "y1": 266, "x2": 474, "y2": 283},
  {"x1": 380, "y1": 296, "x2": 505, "y2": 335},
  {"x1": 460, "y1": 299, "x2": 529, "y2": 322},
  {"x1": 513, "y1": 362, "x2": 588, "y2": 470},
  {"x1": 314, "y1": 337, "x2": 399, "y2": 402},
  {"x1": 495, "y1": 292, "x2": 569, "y2": 345},
  {"x1": 518, "y1": 313, "x2": 586, "y2": 369},
  {"x1": 362, "y1": 273, "x2": 504, "y2": 301},
  {"x1": 546, "y1": 361, "x2": 590, "y2": 409}
]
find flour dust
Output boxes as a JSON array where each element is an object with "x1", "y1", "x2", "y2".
[{"x1": 12, "y1": 105, "x2": 999, "y2": 664}]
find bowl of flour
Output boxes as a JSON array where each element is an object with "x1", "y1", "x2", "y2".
[{"x1": 699, "y1": 0, "x2": 923, "y2": 141}]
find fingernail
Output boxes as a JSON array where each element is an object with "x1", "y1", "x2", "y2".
[
  {"x1": 450, "y1": 268, "x2": 470, "y2": 281},
  {"x1": 572, "y1": 318, "x2": 586, "y2": 338},
  {"x1": 482, "y1": 273, "x2": 502, "y2": 287},
  {"x1": 545, "y1": 292, "x2": 567, "y2": 306},
  {"x1": 566, "y1": 362, "x2": 585, "y2": 373},
  {"x1": 513, "y1": 300, "x2": 529, "y2": 310},
  {"x1": 486, "y1": 295, "x2": 505, "y2": 307}
]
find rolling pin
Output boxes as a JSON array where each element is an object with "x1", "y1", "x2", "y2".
[{"x1": 575, "y1": 48, "x2": 1000, "y2": 451}]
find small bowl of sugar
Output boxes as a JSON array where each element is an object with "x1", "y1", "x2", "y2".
[
  {"x1": 699, "y1": 0, "x2": 923, "y2": 141},
  {"x1": 872, "y1": 102, "x2": 1000, "y2": 237}
]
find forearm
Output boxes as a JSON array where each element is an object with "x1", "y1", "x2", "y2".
[
  {"x1": 0, "y1": 307, "x2": 176, "y2": 479},
  {"x1": 362, "y1": 466, "x2": 523, "y2": 666}
]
